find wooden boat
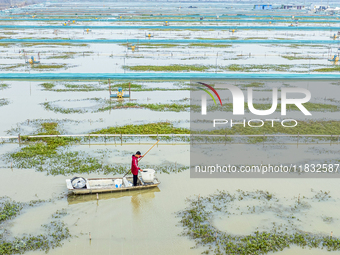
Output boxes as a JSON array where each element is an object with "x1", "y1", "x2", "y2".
[
  {"x1": 66, "y1": 176, "x2": 160, "y2": 195},
  {"x1": 67, "y1": 187, "x2": 161, "y2": 205}
]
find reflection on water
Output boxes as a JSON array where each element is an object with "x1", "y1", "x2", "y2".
[
  {"x1": 131, "y1": 187, "x2": 159, "y2": 214},
  {"x1": 67, "y1": 187, "x2": 160, "y2": 206}
]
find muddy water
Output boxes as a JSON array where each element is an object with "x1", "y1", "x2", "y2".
[
  {"x1": 3, "y1": 166, "x2": 340, "y2": 255},
  {"x1": 2, "y1": 2, "x2": 340, "y2": 255}
]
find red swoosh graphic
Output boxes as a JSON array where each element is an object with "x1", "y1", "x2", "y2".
[{"x1": 198, "y1": 82, "x2": 223, "y2": 106}]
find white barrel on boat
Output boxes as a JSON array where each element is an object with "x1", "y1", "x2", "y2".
[{"x1": 141, "y1": 169, "x2": 155, "y2": 182}]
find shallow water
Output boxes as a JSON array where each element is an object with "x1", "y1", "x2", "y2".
[
  {"x1": 3, "y1": 168, "x2": 340, "y2": 255},
  {"x1": 2, "y1": 2, "x2": 340, "y2": 255}
]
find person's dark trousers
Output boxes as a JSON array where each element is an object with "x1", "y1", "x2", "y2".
[{"x1": 133, "y1": 174, "x2": 138, "y2": 186}]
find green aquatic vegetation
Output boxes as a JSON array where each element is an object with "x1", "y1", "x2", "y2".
[
  {"x1": 54, "y1": 83, "x2": 107, "y2": 92},
  {"x1": 0, "y1": 42, "x2": 14, "y2": 47},
  {"x1": 47, "y1": 54, "x2": 75, "y2": 59},
  {"x1": 282, "y1": 55, "x2": 320, "y2": 60},
  {"x1": 43, "y1": 98, "x2": 191, "y2": 114},
  {"x1": 196, "y1": 37, "x2": 229, "y2": 40},
  {"x1": 0, "y1": 83, "x2": 9, "y2": 90},
  {"x1": 123, "y1": 64, "x2": 212, "y2": 72},
  {"x1": 313, "y1": 190, "x2": 331, "y2": 201},
  {"x1": 31, "y1": 64, "x2": 68, "y2": 69},
  {"x1": 0, "y1": 198, "x2": 70, "y2": 255},
  {"x1": 20, "y1": 42, "x2": 88, "y2": 47},
  {"x1": 103, "y1": 81, "x2": 143, "y2": 89},
  {"x1": 244, "y1": 37, "x2": 269, "y2": 40},
  {"x1": 0, "y1": 99, "x2": 9, "y2": 107},
  {"x1": 286, "y1": 44, "x2": 325, "y2": 49},
  {"x1": 275, "y1": 37, "x2": 293, "y2": 40},
  {"x1": 10, "y1": 149, "x2": 187, "y2": 176},
  {"x1": 40, "y1": 82, "x2": 55, "y2": 90},
  {"x1": 225, "y1": 64, "x2": 293, "y2": 72},
  {"x1": 200, "y1": 102, "x2": 339, "y2": 113},
  {"x1": 193, "y1": 121, "x2": 340, "y2": 144},
  {"x1": 2, "y1": 32, "x2": 16, "y2": 35},
  {"x1": 188, "y1": 43, "x2": 232, "y2": 48},
  {"x1": 177, "y1": 190, "x2": 340, "y2": 255},
  {"x1": 9, "y1": 122, "x2": 77, "y2": 159},
  {"x1": 313, "y1": 66, "x2": 340, "y2": 72},
  {"x1": 92, "y1": 122, "x2": 189, "y2": 135},
  {"x1": 137, "y1": 43, "x2": 184, "y2": 48},
  {"x1": 2, "y1": 63, "x2": 69, "y2": 70},
  {"x1": 41, "y1": 82, "x2": 107, "y2": 92},
  {"x1": 1, "y1": 64, "x2": 26, "y2": 70},
  {"x1": 6, "y1": 122, "x2": 189, "y2": 175},
  {"x1": 0, "y1": 199, "x2": 22, "y2": 223},
  {"x1": 322, "y1": 216, "x2": 333, "y2": 223},
  {"x1": 98, "y1": 102, "x2": 190, "y2": 112},
  {"x1": 42, "y1": 102, "x2": 84, "y2": 114},
  {"x1": 65, "y1": 83, "x2": 98, "y2": 89},
  {"x1": 239, "y1": 82, "x2": 264, "y2": 88}
]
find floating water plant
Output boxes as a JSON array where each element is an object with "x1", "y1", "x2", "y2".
[
  {"x1": 91, "y1": 122, "x2": 189, "y2": 135},
  {"x1": 124, "y1": 64, "x2": 212, "y2": 72},
  {"x1": 0, "y1": 98, "x2": 9, "y2": 107},
  {"x1": 0, "y1": 83, "x2": 9, "y2": 90},
  {"x1": 178, "y1": 190, "x2": 340, "y2": 255},
  {"x1": 5, "y1": 122, "x2": 189, "y2": 175},
  {"x1": 0, "y1": 197, "x2": 71, "y2": 255}
]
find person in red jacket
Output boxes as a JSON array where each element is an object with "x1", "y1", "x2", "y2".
[{"x1": 131, "y1": 151, "x2": 143, "y2": 186}]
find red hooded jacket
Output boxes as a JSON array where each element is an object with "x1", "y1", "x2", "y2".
[{"x1": 131, "y1": 155, "x2": 141, "y2": 175}]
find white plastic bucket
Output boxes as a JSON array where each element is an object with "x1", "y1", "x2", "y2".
[
  {"x1": 122, "y1": 177, "x2": 132, "y2": 187},
  {"x1": 114, "y1": 179, "x2": 122, "y2": 188},
  {"x1": 141, "y1": 169, "x2": 155, "y2": 182}
]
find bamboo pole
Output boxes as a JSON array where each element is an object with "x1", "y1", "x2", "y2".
[{"x1": 139, "y1": 140, "x2": 160, "y2": 162}]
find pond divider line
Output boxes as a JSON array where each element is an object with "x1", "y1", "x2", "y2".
[
  {"x1": 0, "y1": 53, "x2": 335, "y2": 58},
  {"x1": 11, "y1": 14, "x2": 340, "y2": 19},
  {"x1": 1, "y1": 134, "x2": 339, "y2": 146},
  {"x1": 3, "y1": 18, "x2": 340, "y2": 23},
  {"x1": 1, "y1": 25, "x2": 340, "y2": 30},
  {"x1": 2, "y1": 73, "x2": 340, "y2": 80},
  {"x1": 1, "y1": 38, "x2": 340, "y2": 44},
  {"x1": 0, "y1": 134, "x2": 339, "y2": 139}
]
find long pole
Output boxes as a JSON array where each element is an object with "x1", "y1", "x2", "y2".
[
  {"x1": 123, "y1": 140, "x2": 160, "y2": 177},
  {"x1": 138, "y1": 140, "x2": 159, "y2": 162}
]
